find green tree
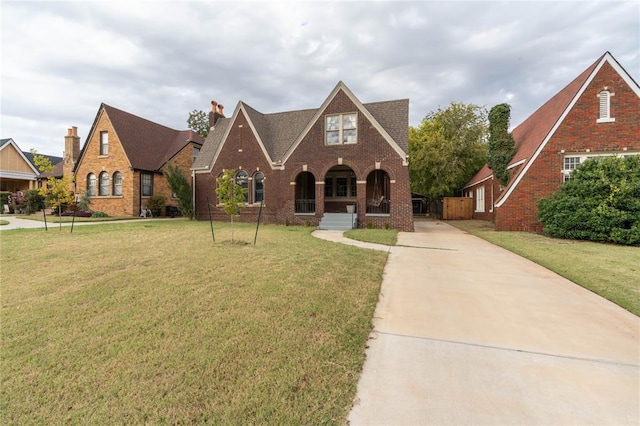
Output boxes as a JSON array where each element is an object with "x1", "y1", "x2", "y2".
[
  {"x1": 487, "y1": 103, "x2": 517, "y2": 186},
  {"x1": 164, "y1": 163, "x2": 193, "y2": 218},
  {"x1": 409, "y1": 102, "x2": 488, "y2": 200},
  {"x1": 30, "y1": 149, "x2": 54, "y2": 173},
  {"x1": 187, "y1": 110, "x2": 209, "y2": 138},
  {"x1": 537, "y1": 156, "x2": 640, "y2": 245},
  {"x1": 216, "y1": 169, "x2": 247, "y2": 242},
  {"x1": 31, "y1": 149, "x2": 73, "y2": 214}
]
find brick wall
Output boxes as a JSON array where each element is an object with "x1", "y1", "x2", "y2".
[
  {"x1": 496, "y1": 61, "x2": 640, "y2": 231},
  {"x1": 74, "y1": 111, "x2": 198, "y2": 217},
  {"x1": 194, "y1": 90, "x2": 414, "y2": 231}
]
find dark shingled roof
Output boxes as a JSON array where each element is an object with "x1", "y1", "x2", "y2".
[
  {"x1": 194, "y1": 86, "x2": 409, "y2": 169},
  {"x1": 82, "y1": 104, "x2": 204, "y2": 172}
]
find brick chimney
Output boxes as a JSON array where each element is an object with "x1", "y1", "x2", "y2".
[
  {"x1": 208, "y1": 100, "x2": 226, "y2": 128},
  {"x1": 63, "y1": 126, "x2": 80, "y2": 180}
]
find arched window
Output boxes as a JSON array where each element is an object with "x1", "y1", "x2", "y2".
[
  {"x1": 295, "y1": 172, "x2": 315, "y2": 213},
  {"x1": 87, "y1": 173, "x2": 96, "y2": 196},
  {"x1": 113, "y1": 172, "x2": 123, "y2": 196},
  {"x1": 253, "y1": 172, "x2": 264, "y2": 203},
  {"x1": 235, "y1": 170, "x2": 249, "y2": 203},
  {"x1": 99, "y1": 172, "x2": 110, "y2": 196}
]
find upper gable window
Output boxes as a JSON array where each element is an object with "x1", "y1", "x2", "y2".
[
  {"x1": 325, "y1": 113, "x2": 357, "y2": 145},
  {"x1": 100, "y1": 131, "x2": 109, "y2": 155},
  {"x1": 597, "y1": 90, "x2": 615, "y2": 123}
]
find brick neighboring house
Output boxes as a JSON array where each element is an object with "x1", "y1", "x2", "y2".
[
  {"x1": 192, "y1": 81, "x2": 414, "y2": 231},
  {"x1": 71, "y1": 104, "x2": 203, "y2": 217},
  {"x1": 464, "y1": 52, "x2": 640, "y2": 231}
]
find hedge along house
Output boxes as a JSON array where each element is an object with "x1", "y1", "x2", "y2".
[
  {"x1": 192, "y1": 81, "x2": 414, "y2": 231},
  {"x1": 72, "y1": 104, "x2": 203, "y2": 216},
  {"x1": 464, "y1": 52, "x2": 640, "y2": 231}
]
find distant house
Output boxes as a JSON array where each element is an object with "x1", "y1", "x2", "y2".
[
  {"x1": 0, "y1": 138, "x2": 61, "y2": 193},
  {"x1": 464, "y1": 52, "x2": 640, "y2": 231},
  {"x1": 71, "y1": 104, "x2": 203, "y2": 216},
  {"x1": 192, "y1": 81, "x2": 414, "y2": 231}
]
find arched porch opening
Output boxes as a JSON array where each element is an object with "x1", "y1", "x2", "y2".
[
  {"x1": 366, "y1": 170, "x2": 390, "y2": 214},
  {"x1": 295, "y1": 171, "x2": 315, "y2": 213},
  {"x1": 324, "y1": 165, "x2": 357, "y2": 213}
]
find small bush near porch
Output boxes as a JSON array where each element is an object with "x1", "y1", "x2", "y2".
[{"x1": 1, "y1": 221, "x2": 387, "y2": 424}]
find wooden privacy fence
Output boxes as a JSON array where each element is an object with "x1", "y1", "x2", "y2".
[{"x1": 443, "y1": 197, "x2": 473, "y2": 220}]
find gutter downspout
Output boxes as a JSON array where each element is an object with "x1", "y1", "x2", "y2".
[{"x1": 192, "y1": 170, "x2": 196, "y2": 219}]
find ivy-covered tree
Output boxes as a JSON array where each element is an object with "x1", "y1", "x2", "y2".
[
  {"x1": 216, "y1": 169, "x2": 247, "y2": 242},
  {"x1": 487, "y1": 103, "x2": 516, "y2": 186},
  {"x1": 409, "y1": 102, "x2": 488, "y2": 200},
  {"x1": 537, "y1": 156, "x2": 640, "y2": 245},
  {"x1": 187, "y1": 109, "x2": 209, "y2": 138},
  {"x1": 164, "y1": 163, "x2": 193, "y2": 218}
]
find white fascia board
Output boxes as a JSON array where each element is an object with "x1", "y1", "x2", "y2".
[
  {"x1": 464, "y1": 174, "x2": 493, "y2": 188},
  {"x1": 507, "y1": 158, "x2": 526, "y2": 169},
  {"x1": 238, "y1": 104, "x2": 278, "y2": 168},
  {"x1": 0, "y1": 170, "x2": 38, "y2": 180},
  {"x1": 1, "y1": 139, "x2": 40, "y2": 175},
  {"x1": 496, "y1": 54, "x2": 616, "y2": 208}
]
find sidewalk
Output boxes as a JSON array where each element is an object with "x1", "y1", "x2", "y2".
[{"x1": 315, "y1": 221, "x2": 639, "y2": 425}]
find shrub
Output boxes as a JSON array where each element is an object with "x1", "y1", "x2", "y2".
[
  {"x1": 145, "y1": 194, "x2": 167, "y2": 217},
  {"x1": 91, "y1": 211, "x2": 109, "y2": 218},
  {"x1": 537, "y1": 156, "x2": 640, "y2": 245},
  {"x1": 22, "y1": 189, "x2": 45, "y2": 214}
]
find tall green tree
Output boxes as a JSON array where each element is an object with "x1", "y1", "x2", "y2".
[
  {"x1": 216, "y1": 169, "x2": 247, "y2": 242},
  {"x1": 409, "y1": 102, "x2": 488, "y2": 200},
  {"x1": 187, "y1": 110, "x2": 209, "y2": 138},
  {"x1": 164, "y1": 163, "x2": 193, "y2": 218},
  {"x1": 487, "y1": 103, "x2": 516, "y2": 186}
]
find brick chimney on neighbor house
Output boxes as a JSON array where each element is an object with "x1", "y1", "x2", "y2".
[
  {"x1": 63, "y1": 126, "x2": 80, "y2": 180},
  {"x1": 208, "y1": 100, "x2": 225, "y2": 128}
]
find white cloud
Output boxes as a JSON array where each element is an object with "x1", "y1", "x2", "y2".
[{"x1": 1, "y1": 1, "x2": 638, "y2": 156}]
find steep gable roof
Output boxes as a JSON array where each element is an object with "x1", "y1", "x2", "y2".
[
  {"x1": 76, "y1": 104, "x2": 203, "y2": 173},
  {"x1": 194, "y1": 82, "x2": 409, "y2": 171},
  {"x1": 466, "y1": 52, "x2": 639, "y2": 207}
]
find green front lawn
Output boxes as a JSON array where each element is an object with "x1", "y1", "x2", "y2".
[
  {"x1": 1, "y1": 221, "x2": 387, "y2": 424},
  {"x1": 448, "y1": 220, "x2": 640, "y2": 316}
]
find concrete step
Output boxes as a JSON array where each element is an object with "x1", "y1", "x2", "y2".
[{"x1": 318, "y1": 213, "x2": 358, "y2": 230}]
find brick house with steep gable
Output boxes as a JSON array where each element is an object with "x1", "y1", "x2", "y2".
[
  {"x1": 192, "y1": 81, "x2": 414, "y2": 231},
  {"x1": 464, "y1": 52, "x2": 640, "y2": 231},
  {"x1": 72, "y1": 104, "x2": 203, "y2": 216}
]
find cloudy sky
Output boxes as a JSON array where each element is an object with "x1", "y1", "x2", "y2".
[{"x1": 1, "y1": 0, "x2": 638, "y2": 157}]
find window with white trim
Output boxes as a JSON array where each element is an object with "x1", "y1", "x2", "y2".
[
  {"x1": 87, "y1": 173, "x2": 96, "y2": 196},
  {"x1": 142, "y1": 172, "x2": 153, "y2": 196},
  {"x1": 113, "y1": 172, "x2": 123, "y2": 196},
  {"x1": 325, "y1": 113, "x2": 357, "y2": 145},
  {"x1": 99, "y1": 171, "x2": 110, "y2": 196},
  {"x1": 235, "y1": 170, "x2": 249, "y2": 203},
  {"x1": 597, "y1": 90, "x2": 615, "y2": 123},
  {"x1": 475, "y1": 187, "x2": 485, "y2": 213},
  {"x1": 100, "y1": 131, "x2": 109, "y2": 155}
]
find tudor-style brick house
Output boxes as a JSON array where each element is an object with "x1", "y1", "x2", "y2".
[
  {"x1": 193, "y1": 82, "x2": 414, "y2": 231},
  {"x1": 71, "y1": 104, "x2": 203, "y2": 216},
  {"x1": 465, "y1": 52, "x2": 640, "y2": 231}
]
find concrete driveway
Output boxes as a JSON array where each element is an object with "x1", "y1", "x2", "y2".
[{"x1": 341, "y1": 220, "x2": 639, "y2": 425}]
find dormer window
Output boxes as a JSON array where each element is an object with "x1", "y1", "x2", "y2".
[
  {"x1": 325, "y1": 113, "x2": 357, "y2": 145},
  {"x1": 597, "y1": 89, "x2": 615, "y2": 123}
]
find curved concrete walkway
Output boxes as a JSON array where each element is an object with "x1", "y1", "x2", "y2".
[{"x1": 315, "y1": 221, "x2": 639, "y2": 425}]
